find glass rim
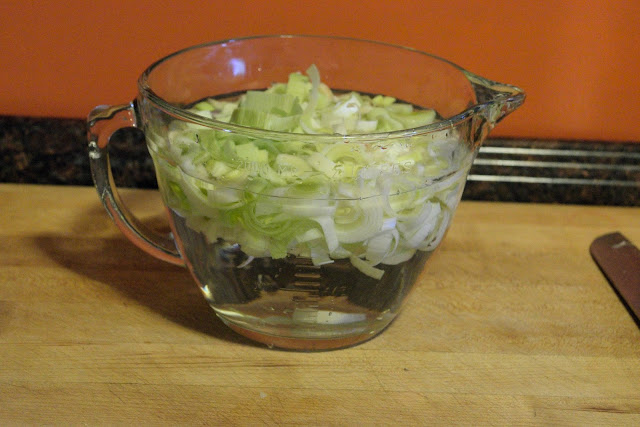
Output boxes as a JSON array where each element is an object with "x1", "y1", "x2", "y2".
[{"x1": 138, "y1": 34, "x2": 483, "y2": 142}]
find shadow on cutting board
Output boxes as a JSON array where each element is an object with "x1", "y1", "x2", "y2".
[{"x1": 34, "y1": 189, "x2": 262, "y2": 348}]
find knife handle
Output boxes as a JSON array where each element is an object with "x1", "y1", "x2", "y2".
[{"x1": 590, "y1": 232, "x2": 640, "y2": 326}]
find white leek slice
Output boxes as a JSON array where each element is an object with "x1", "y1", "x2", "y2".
[
  {"x1": 310, "y1": 242, "x2": 334, "y2": 266},
  {"x1": 330, "y1": 246, "x2": 352, "y2": 259},
  {"x1": 312, "y1": 216, "x2": 339, "y2": 252},
  {"x1": 334, "y1": 199, "x2": 384, "y2": 244},
  {"x1": 349, "y1": 255, "x2": 385, "y2": 280},
  {"x1": 380, "y1": 246, "x2": 416, "y2": 265},
  {"x1": 365, "y1": 230, "x2": 398, "y2": 266},
  {"x1": 418, "y1": 207, "x2": 452, "y2": 251},
  {"x1": 296, "y1": 227, "x2": 324, "y2": 243},
  {"x1": 355, "y1": 120, "x2": 378, "y2": 132},
  {"x1": 403, "y1": 203, "x2": 441, "y2": 249},
  {"x1": 307, "y1": 152, "x2": 337, "y2": 177}
]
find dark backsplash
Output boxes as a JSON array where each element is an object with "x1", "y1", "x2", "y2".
[{"x1": 1, "y1": 115, "x2": 639, "y2": 206}]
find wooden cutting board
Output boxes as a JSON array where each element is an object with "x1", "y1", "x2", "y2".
[{"x1": 1, "y1": 183, "x2": 639, "y2": 425}]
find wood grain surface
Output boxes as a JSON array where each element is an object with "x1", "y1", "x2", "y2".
[{"x1": 1, "y1": 184, "x2": 639, "y2": 425}]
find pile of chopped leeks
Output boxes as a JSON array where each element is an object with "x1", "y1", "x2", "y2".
[{"x1": 147, "y1": 65, "x2": 469, "y2": 278}]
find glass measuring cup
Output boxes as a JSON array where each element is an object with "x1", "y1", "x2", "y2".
[{"x1": 88, "y1": 35, "x2": 524, "y2": 350}]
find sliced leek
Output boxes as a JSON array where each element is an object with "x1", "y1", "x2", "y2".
[{"x1": 149, "y1": 65, "x2": 469, "y2": 278}]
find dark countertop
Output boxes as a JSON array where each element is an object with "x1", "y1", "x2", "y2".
[{"x1": 1, "y1": 115, "x2": 639, "y2": 206}]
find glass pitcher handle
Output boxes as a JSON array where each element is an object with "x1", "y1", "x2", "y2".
[{"x1": 87, "y1": 103, "x2": 185, "y2": 266}]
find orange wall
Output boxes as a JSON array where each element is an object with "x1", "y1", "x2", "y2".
[{"x1": 1, "y1": 0, "x2": 639, "y2": 142}]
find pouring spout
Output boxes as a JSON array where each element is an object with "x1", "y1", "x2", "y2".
[
  {"x1": 466, "y1": 72, "x2": 526, "y2": 126},
  {"x1": 464, "y1": 72, "x2": 525, "y2": 145}
]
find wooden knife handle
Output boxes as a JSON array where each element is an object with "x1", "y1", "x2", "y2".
[{"x1": 590, "y1": 232, "x2": 640, "y2": 326}]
